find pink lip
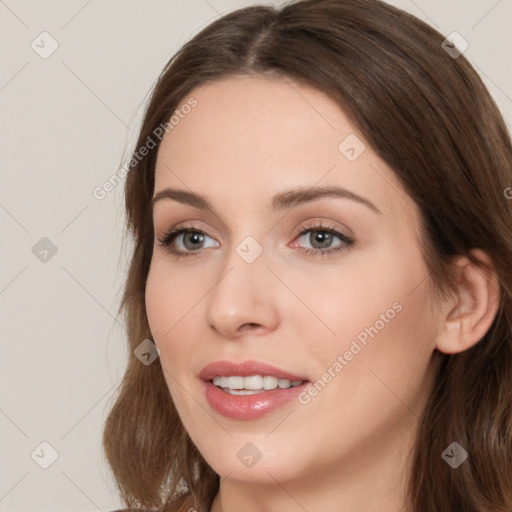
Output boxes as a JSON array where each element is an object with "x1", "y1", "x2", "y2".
[
  {"x1": 199, "y1": 360, "x2": 308, "y2": 382},
  {"x1": 201, "y1": 380, "x2": 310, "y2": 420},
  {"x1": 199, "y1": 360, "x2": 310, "y2": 420}
]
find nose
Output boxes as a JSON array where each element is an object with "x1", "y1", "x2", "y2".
[{"x1": 205, "y1": 243, "x2": 280, "y2": 340}]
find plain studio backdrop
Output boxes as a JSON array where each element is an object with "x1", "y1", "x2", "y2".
[{"x1": 1, "y1": 1, "x2": 511, "y2": 511}]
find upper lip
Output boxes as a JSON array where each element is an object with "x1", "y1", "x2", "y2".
[{"x1": 199, "y1": 360, "x2": 309, "y2": 382}]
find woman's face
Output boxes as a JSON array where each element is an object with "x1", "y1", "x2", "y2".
[{"x1": 146, "y1": 75, "x2": 440, "y2": 486}]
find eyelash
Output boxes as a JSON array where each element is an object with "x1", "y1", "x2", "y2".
[{"x1": 157, "y1": 222, "x2": 354, "y2": 261}]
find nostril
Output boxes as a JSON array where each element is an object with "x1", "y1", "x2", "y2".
[{"x1": 239, "y1": 323, "x2": 263, "y2": 333}]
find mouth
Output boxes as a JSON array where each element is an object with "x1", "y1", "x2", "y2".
[
  {"x1": 209, "y1": 375, "x2": 306, "y2": 395},
  {"x1": 199, "y1": 360, "x2": 311, "y2": 420},
  {"x1": 199, "y1": 359, "x2": 309, "y2": 383}
]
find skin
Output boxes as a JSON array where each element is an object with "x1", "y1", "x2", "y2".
[{"x1": 145, "y1": 75, "x2": 500, "y2": 512}]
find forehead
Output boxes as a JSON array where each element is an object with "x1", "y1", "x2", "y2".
[
  {"x1": 153, "y1": 75, "x2": 416, "y2": 226},
  {"x1": 157, "y1": 75, "x2": 352, "y2": 171}
]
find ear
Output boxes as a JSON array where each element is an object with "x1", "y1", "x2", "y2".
[{"x1": 435, "y1": 248, "x2": 501, "y2": 355}]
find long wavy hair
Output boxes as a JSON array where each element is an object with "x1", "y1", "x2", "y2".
[{"x1": 102, "y1": 1, "x2": 512, "y2": 510}]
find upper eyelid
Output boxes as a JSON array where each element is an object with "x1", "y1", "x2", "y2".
[
  {"x1": 158, "y1": 220, "x2": 348, "y2": 235},
  {"x1": 152, "y1": 199, "x2": 362, "y2": 237}
]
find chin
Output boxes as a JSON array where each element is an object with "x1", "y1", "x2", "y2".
[{"x1": 196, "y1": 436, "x2": 310, "y2": 484}]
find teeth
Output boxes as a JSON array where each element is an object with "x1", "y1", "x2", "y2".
[
  {"x1": 212, "y1": 375, "x2": 304, "y2": 391},
  {"x1": 263, "y1": 376, "x2": 278, "y2": 390},
  {"x1": 245, "y1": 375, "x2": 263, "y2": 390},
  {"x1": 278, "y1": 378, "x2": 291, "y2": 388}
]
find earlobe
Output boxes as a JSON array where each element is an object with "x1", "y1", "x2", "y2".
[{"x1": 435, "y1": 249, "x2": 501, "y2": 355}]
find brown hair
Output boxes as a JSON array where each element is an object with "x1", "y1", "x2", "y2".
[{"x1": 102, "y1": 0, "x2": 512, "y2": 510}]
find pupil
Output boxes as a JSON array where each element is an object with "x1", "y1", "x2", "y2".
[
  {"x1": 312, "y1": 231, "x2": 332, "y2": 248},
  {"x1": 185, "y1": 232, "x2": 203, "y2": 250}
]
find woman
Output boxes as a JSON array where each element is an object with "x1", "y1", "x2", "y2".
[{"x1": 103, "y1": 0, "x2": 512, "y2": 510}]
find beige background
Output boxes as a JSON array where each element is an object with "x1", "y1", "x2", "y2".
[{"x1": 1, "y1": 1, "x2": 511, "y2": 511}]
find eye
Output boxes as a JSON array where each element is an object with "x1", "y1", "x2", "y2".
[
  {"x1": 157, "y1": 221, "x2": 354, "y2": 260},
  {"x1": 157, "y1": 225, "x2": 218, "y2": 259},
  {"x1": 292, "y1": 222, "x2": 354, "y2": 258}
]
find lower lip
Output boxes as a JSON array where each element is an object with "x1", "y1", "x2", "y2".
[{"x1": 202, "y1": 380, "x2": 309, "y2": 420}]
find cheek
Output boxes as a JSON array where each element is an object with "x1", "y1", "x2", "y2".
[
  {"x1": 297, "y1": 275, "x2": 437, "y2": 465},
  {"x1": 302, "y1": 239, "x2": 438, "y2": 400},
  {"x1": 145, "y1": 263, "x2": 198, "y2": 406},
  {"x1": 311, "y1": 243, "x2": 437, "y2": 408},
  {"x1": 145, "y1": 258, "x2": 214, "y2": 402},
  {"x1": 303, "y1": 244, "x2": 429, "y2": 342},
  {"x1": 145, "y1": 258, "x2": 202, "y2": 341}
]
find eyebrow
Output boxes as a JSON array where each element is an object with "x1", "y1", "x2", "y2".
[{"x1": 151, "y1": 185, "x2": 382, "y2": 215}]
